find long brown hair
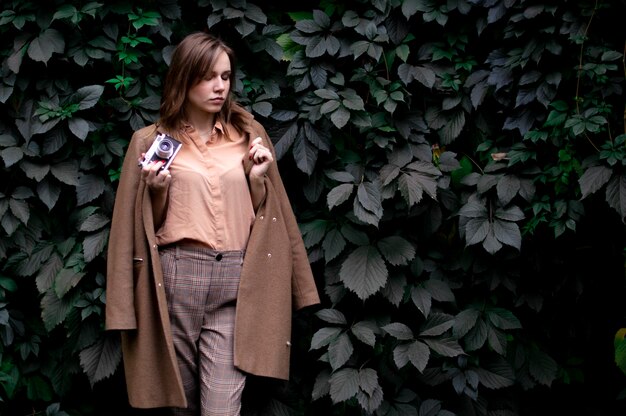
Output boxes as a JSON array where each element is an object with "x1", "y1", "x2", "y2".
[{"x1": 158, "y1": 32, "x2": 249, "y2": 138}]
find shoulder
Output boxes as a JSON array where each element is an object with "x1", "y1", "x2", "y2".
[
  {"x1": 231, "y1": 104, "x2": 267, "y2": 135},
  {"x1": 132, "y1": 124, "x2": 159, "y2": 142},
  {"x1": 129, "y1": 124, "x2": 159, "y2": 151}
]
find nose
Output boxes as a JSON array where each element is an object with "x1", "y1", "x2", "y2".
[{"x1": 214, "y1": 77, "x2": 225, "y2": 91}]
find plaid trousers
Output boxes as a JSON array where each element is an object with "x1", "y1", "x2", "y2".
[{"x1": 160, "y1": 245, "x2": 246, "y2": 416}]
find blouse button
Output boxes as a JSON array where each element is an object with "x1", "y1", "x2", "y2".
[
  {"x1": 272, "y1": 217, "x2": 277, "y2": 222},
  {"x1": 286, "y1": 341, "x2": 292, "y2": 347},
  {"x1": 260, "y1": 215, "x2": 264, "y2": 220},
  {"x1": 267, "y1": 253, "x2": 272, "y2": 258}
]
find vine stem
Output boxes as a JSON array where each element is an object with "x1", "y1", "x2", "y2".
[
  {"x1": 623, "y1": 40, "x2": 626, "y2": 135},
  {"x1": 575, "y1": 0, "x2": 601, "y2": 151}
]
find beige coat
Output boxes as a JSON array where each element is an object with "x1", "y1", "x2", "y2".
[{"x1": 105, "y1": 112, "x2": 320, "y2": 408}]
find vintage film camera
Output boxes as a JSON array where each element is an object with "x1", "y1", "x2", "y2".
[{"x1": 140, "y1": 133, "x2": 182, "y2": 171}]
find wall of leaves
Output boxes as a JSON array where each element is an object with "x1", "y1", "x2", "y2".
[{"x1": 0, "y1": 0, "x2": 625, "y2": 415}]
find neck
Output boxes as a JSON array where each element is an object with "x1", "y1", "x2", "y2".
[{"x1": 186, "y1": 112, "x2": 217, "y2": 136}]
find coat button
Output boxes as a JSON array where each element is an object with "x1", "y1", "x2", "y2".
[{"x1": 216, "y1": 253, "x2": 223, "y2": 261}]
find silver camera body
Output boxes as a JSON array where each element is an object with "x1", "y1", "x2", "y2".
[{"x1": 140, "y1": 133, "x2": 182, "y2": 171}]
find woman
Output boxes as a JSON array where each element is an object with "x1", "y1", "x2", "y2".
[{"x1": 105, "y1": 32, "x2": 320, "y2": 415}]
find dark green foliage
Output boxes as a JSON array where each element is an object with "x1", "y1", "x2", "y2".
[{"x1": 0, "y1": 0, "x2": 625, "y2": 415}]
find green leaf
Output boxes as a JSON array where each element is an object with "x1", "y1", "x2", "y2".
[
  {"x1": 79, "y1": 213, "x2": 110, "y2": 232},
  {"x1": 322, "y1": 228, "x2": 346, "y2": 262},
  {"x1": 411, "y1": 285, "x2": 432, "y2": 317},
  {"x1": 423, "y1": 337, "x2": 464, "y2": 357},
  {"x1": 351, "y1": 321, "x2": 377, "y2": 347},
  {"x1": 1, "y1": 147, "x2": 23, "y2": 167},
  {"x1": 328, "y1": 332, "x2": 353, "y2": 370},
  {"x1": 28, "y1": 29, "x2": 65, "y2": 63},
  {"x1": 459, "y1": 200, "x2": 487, "y2": 219},
  {"x1": 423, "y1": 279, "x2": 454, "y2": 302},
  {"x1": 465, "y1": 319, "x2": 489, "y2": 351},
  {"x1": 398, "y1": 172, "x2": 424, "y2": 206},
  {"x1": 36, "y1": 254, "x2": 63, "y2": 294},
  {"x1": 528, "y1": 348, "x2": 558, "y2": 386},
  {"x1": 0, "y1": 361, "x2": 20, "y2": 398},
  {"x1": 9, "y1": 198, "x2": 29, "y2": 224},
  {"x1": 83, "y1": 229, "x2": 109, "y2": 262},
  {"x1": 579, "y1": 165, "x2": 612, "y2": 198},
  {"x1": 381, "y1": 273, "x2": 406, "y2": 307},
  {"x1": 464, "y1": 218, "x2": 490, "y2": 246},
  {"x1": 252, "y1": 101, "x2": 272, "y2": 117},
  {"x1": 475, "y1": 356, "x2": 516, "y2": 389},
  {"x1": 453, "y1": 308, "x2": 480, "y2": 338},
  {"x1": 439, "y1": 109, "x2": 465, "y2": 145},
  {"x1": 382, "y1": 322, "x2": 414, "y2": 340},
  {"x1": 76, "y1": 174, "x2": 105, "y2": 205},
  {"x1": 380, "y1": 164, "x2": 400, "y2": 186},
  {"x1": 301, "y1": 219, "x2": 328, "y2": 248},
  {"x1": 329, "y1": 368, "x2": 359, "y2": 403},
  {"x1": 487, "y1": 326, "x2": 507, "y2": 354},
  {"x1": 496, "y1": 175, "x2": 520, "y2": 205},
  {"x1": 615, "y1": 330, "x2": 626, "y2": 374},
  {"x1": 48, "y1": 160, "x2": 77, "y2": 185},
  {"x1": 26, "y1": 375, "x2": 53, "y2": 401},
  {"x1": 312, "y1": 369, "x2": 330, "y2": 400},
  {"x1": 311, "y1": 327, "x2": 342, "y2": 350},
  {"x1": 315, "y1": 308, "x2": 347, "y2": 325},
  {"x1": 357, "y1": 182, "x2": 382, "y2": 216},
  {"x1": 327, "y1": 183, "x2": 354, "y2": 209},
  {"x1": 41, "y1": 288, "x2": 75, "y2": 331},
  {"x1": 394, "y1": 340, "x2": 430, "y2": 372},
  {"x1": 69, "y1": 117, "x2": 90, "y2": 140},
  {"x1": 420, "y1": 313, "x2": 454, "y2": 337},
  {"x1": 330, "y1": 106, "x2": 350, "y2": 129},
  {"x1": 341, "y1": 224, "x2": 369, "y2": 246},
  {"x1": 401, "y1": 0, "x2": 421, "y2": 19},
  {"x1": 44, "y1": 402, "x2": 70, "y2": 416},
  {"x1": 482, "y1": 226, "x2": 503, "y2": 254},
  {"x1": 339, "y1": 245, "x2": 388, "y2": 300},
  {"x1": 55, "y1": 268, "x2": 85, "y2": 298},
  {"x1": 492, "y1": 219, "x2": 522, "y2": 250},
  {"x1": 494, "y1": 205, "x2": 525, "y2": 222},
  {"x1": 0, "y1": 276, "x2": 17, "y2": 292},
  {"x1": 72, "y1": 85, "x2": 104, "y2": 110},
  {"x1": 79, "y1": 333, "x2": 122, "y2": 386},
  {"x1": 377, "y1": 236, "x2": 415, "y2": 266},
  {"x1": 292, "y1": 134, "x2": 317, "y2": 175},
  {"x1": 20, "y1": 160, "x2": 49, "y2": 181},
  {"x1": 340, "y1": 89, "x2": 365, "y2": 111},
  {"x1": 245, "y1": 3, "x2": 267, "y2": 24},
  {"x1": 605, "y1": 174, "x2": 626, "y2": 220}
]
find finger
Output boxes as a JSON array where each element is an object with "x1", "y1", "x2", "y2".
[{"x1": 151, "y1": 160, "x2": 165, "y2": 174}]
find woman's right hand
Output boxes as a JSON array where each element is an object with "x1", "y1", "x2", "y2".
[{"x1": 139, "y1": 154, "x2": 172, "y2": 192}]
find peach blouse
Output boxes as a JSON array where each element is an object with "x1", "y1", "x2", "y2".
[{"x1": 154, "y1": 122, "x2": 255, "y2": 250}]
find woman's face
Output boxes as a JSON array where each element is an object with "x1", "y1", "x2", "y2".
[{"x1": 186, "y1": 50, "x2": 231, "y2": 117}]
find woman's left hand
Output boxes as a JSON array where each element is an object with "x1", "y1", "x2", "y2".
[{"x1": 248, "y1": 136, "x2": 273, "y2": 178}]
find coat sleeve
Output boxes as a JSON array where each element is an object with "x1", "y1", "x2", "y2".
[
  {"x1": 105, "y1": 128, "x2": 153, "y2": 330},
  {"x1": 253, "y1": 122, "x2": 321, "y2": 311}
]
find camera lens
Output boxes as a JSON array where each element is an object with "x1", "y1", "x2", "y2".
[{"x1": 155, "y1": 138, "x2": 174, "y2": 159}]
